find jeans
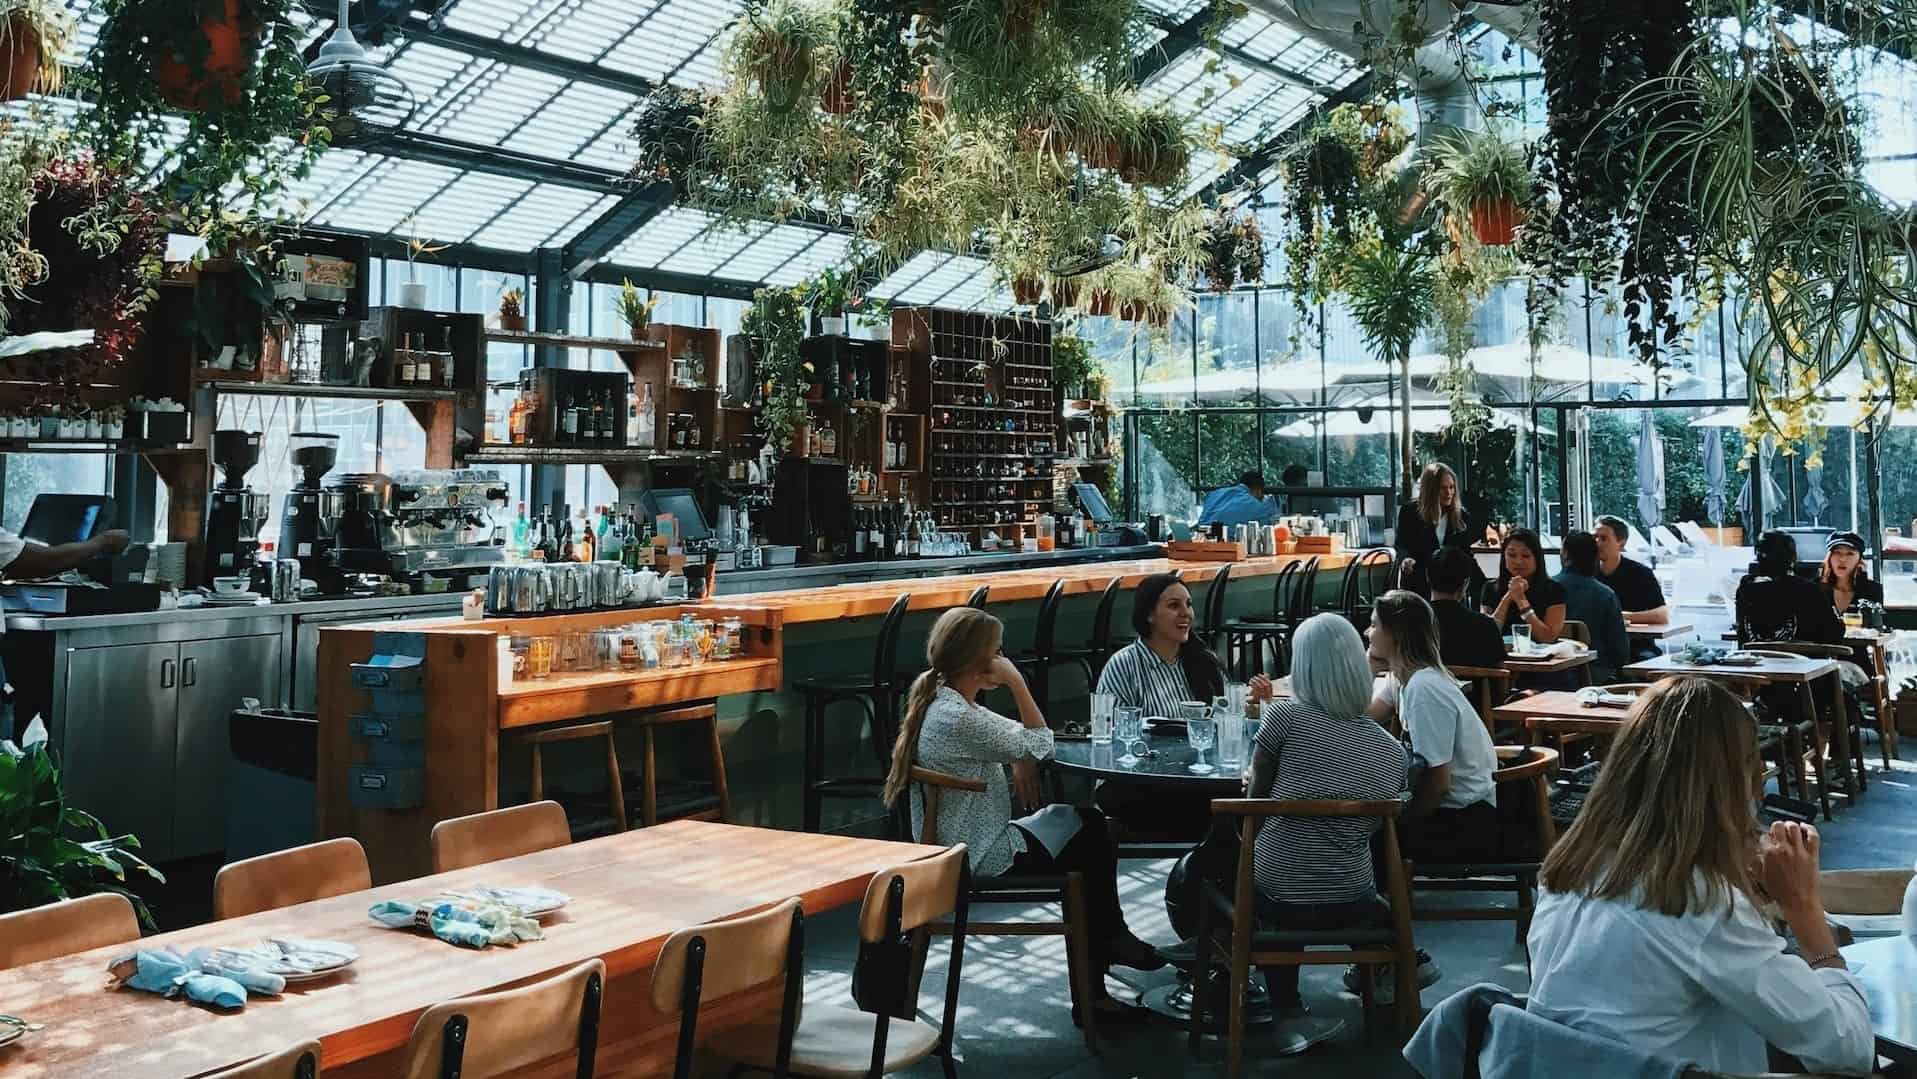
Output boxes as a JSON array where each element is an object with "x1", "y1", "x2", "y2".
[
  {"x1": 1251, "y1": 893, "x2": 1391, "y2": 1010},
  {"x1": 1397, "y1": 800, "x2": 1502, "y2": 864},
  {"x1": 1010, "y1": 806, "x2": 1133, "y2": 971}
]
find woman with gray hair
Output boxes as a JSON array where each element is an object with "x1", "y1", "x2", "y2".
[{"x1": 1242, "y1": 613, "x2": 1409, "y2": 1054}]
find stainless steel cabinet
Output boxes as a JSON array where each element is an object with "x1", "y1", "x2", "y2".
[
  {"x1": 62, "y1": 643, "x2": 178, "y2": 860},
  {"x1": 61, "y1": 633, "x2": 283, "y2": 862},
  {"x1": 175, "y1": 635, "x2": 282, "y2": 860}
]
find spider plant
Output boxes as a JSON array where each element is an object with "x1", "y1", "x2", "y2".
[
  {"x1": 727, "y1": 0, "x2": 833, "y2": 115},
  {"x1": 616, "y1": 279, "x2": 659, "y2": 337},
  {"x1": 1, "y1": 0, "x2": 70, "y2": 98},
  {"x1": 1425, "y1": 125, "x2": 1531, "y2": 246}
]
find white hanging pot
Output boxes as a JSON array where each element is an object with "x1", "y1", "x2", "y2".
[
  {"x1": 820, "y1": 316, "x2": 846, "y2": 336},
  {"x1": 398, "y1": 281, "x2": 428, "y2": 309}
]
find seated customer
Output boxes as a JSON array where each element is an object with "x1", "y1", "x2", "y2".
[
  {"x1": 1553, "y1": 531, "x2": 1630, "y2": 684},
  {"x1": 1736, "y1": 531, "x2": 1843, "y2": 645},
  {"x1": 1485, "y1": 528, "x2": 1567, "y2": 644},
  {"x1": 1528, "y1": 677, "x2": 1874, "y2": 1075},
  {"x1": 1426, "y1": 546, "x2": 1506, "y2": 671},
  {"x1": 1246, "y1": 613, "x2": 1409, "y2": 1054},
  {"x1": 884, "y1": 607, "x2": 1163, "y2": 1017},
  {"x1": 1365, "y1": 591, "x2": 1500, "y2": 868},
  {"x1": 1820, "y1": 531, "x2": 1882, "y2": 615}
]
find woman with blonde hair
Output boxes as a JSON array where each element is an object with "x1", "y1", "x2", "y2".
[
  {"x1": 1394, "y1": 462, "x2": 1474, "y2": 596},
  {"x1": 882, "y1": 606, "x2": 1162, "y2": 1015},
  {"x1": 1527, "y1": 676, "x2": 1873, "y2": 1075}
]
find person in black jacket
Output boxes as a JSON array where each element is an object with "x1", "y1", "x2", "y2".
[
  {"x1": 1426, "y1": 546, "x2": 1506, "y2": 671},
  {"x1": 1819, "y1": 531, "x2": 1883, "y2": 615},
  {"x1": 1395, "y1": 462, "x2": 1475, "y2": 596},
  {"x1": 1736, "y1": 531, "x2": 1844, "y2": 645}
]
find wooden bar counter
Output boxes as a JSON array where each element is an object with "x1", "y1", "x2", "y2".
[{"x1": 317, "y1": 604, "x2": 784, "y2": 883}]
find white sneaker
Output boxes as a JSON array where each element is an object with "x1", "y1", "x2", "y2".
[
  {"x1": 1271, "y1": 1015, "x2": 1346, "y2": 1055},
  {"x1": 1342, "y1": 950, "x2": 1442, "y2": 1002}
]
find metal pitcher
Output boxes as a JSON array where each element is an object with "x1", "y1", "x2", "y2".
[
  {"x1": 591, "y1": 561, "x2": 626, "y2": 607},
  {"x1": 514, "y1": 566, "x2": 551, "y2": 613}
]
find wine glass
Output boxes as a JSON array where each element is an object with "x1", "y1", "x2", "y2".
[
  {"x1": 1185, "y1": 716, "x2": 1217, "y2": 775},
  {"x1": 1114, "y1": 706, "x2": 1143, "y2": 768}
]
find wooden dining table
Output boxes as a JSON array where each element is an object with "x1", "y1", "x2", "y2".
[
  {"x1": 1489, "y1": 690, "x2": 1632, "y2": 746},
  {"x1": 1625, "y1": 621, "x2": 1693, "y2": 640},
  {"x1": 0, "y1": 821, "x2": 937, "y2": 1079}
]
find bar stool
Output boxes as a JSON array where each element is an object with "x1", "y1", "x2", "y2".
[
  {"x1": 798, "y1": 593, "x2": 914, "y2": 833},
  {"x1": 509, "y1": 702, "x2": 732, "y2": 835},
  {"x1": 1054, "y1": 576, "x2": 1125, "y2": 683},
  {"x1": 1194, "y1": 564, "x2": 1232, "y2": 655},
  {"x1": 1222, "y1": 559, "x2": 1315, "y2": 678},
  {"x1": 1329, "y1": 548, "x2": 1394, "y2": 630},
  {"x1": 1010, "y1": 579, "x2": 1087, "y2": 714},
  {"x1": 965, "y1": 584, "x2": 990, "y2": 609}
]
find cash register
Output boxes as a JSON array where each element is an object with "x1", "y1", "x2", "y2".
[
  {"x1": 0, "y1": 494, "x2": 159, "y2": 615},
  {"x1": 1070, "y1": 482, "x2": 1148, "y2": 547}
]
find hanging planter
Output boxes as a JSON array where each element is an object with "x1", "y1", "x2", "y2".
[
  {"x1": 1469, "y1": 197, "x2": 1521, "y2": 247},
  {"x1": 729, "y1": 0, "x2": 830, "y2": 116},
  {"x1": 0, "y1": 16, "x2": 39, "y2": 100},
  {"x1": 820, "y1": 58, "x2": 854, "y2": 115},
  {"x1": 1085, "y1": 289, "x2": 1115, "y2": 316},
  {"x1": 151, "y1": 0, "x2": 260, "y2": 111},
  {"x1": 1, "y1": 1, "x2": 67, "y2": 101},
  {"x1": 1012, "y1": 275, "x2": 1043, "y2": 306}
]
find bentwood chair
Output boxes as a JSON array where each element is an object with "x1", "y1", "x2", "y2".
[
  {"x1": 1409, "y1": 746, "x2": 1560, "y2": 953},
  {"x1": 1328, "y1": 548, "x2": 1394, "y2": 631},
  {"x1": 0, "y1": 892, "x2": 140, "y2": 969},
  {"x1": 203, "y1": 1040, "x2": 322, "y2": 1079},
  {"x1": 907, "y1": 767, "x2": 1100, "y2": 1053},
  {"x1": 719, "y1": 846, "x2": 972, "y2": 1078},
  {"x1": 398, "y1": 959, "x2": 605, "y2": 1079},
  {"x1": 1223, "y1": 558, "x2": 1313, "y2": 679},
  {"x1": 1053, "y1": 576, "x2": 1126, "y2": 682},
  {"x1": 652, "y1": 899, "x2": 806, "y2": 1079},
  {"x1": 797, "y1": 593, "x2": 913, "y2": 833},
  {"x1": 1195, "y1": 564, "x2": 1233, "y2": 655},
  {"x1": 1447, "y1": 665, "x2": 1514, "y2": 738},
  {"x1": 1010, "y1": 579, "x2": 1085, "y2": 715},
  {"x1": 213, "y1": 837, "x2": 371, "y2": 920},
  {"x1": 1191, "y1": 798, "x2": 1421, "y2": 1079},
  {"x1": 965, "y1": 585, "x2": 990, "y2": 610},
  {"x1": 431, "y1": 801, "x2": 571, "y2": 873}
]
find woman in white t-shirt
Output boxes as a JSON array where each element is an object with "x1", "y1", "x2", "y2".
[{"x1": 1364, "y1": 589, "x2": 1499, "y2": 864}]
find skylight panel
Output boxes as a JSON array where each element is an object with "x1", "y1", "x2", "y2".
[
  {"x1": 712, "y1": 222, "x2": 816, "y2": 280},
  {"x1": 310, "y1": 160, "x2": 465, "y2": 236},
  {"x1": 385, "y1": 44, "x2": 494, "y2": 129},
  {"x1": 426, "y1": 65, "x2": 569, "y2": 145},
  {"x1": 764, "y1": 231, "x2": 855, "y2": 287},
  {"x1": 871, "y1": 252, "x2": 953, "y2": 301},
  {"x1": 547, "y1": 193, "x2": 627, "y2": 245},
  {"x1": 443, "y1": 0, "x2": 575, "y2": 42},
  {"x1": 499, "y1": 82, "x2": 637, "y2": 161},
  {"x1": 411, "y1": 172, "x2": 537, "y2": 242},
  {"x1": 603, "y1": 0, "x2": 742, "y2": 85},
  {"x1": 528, "y1": 0, "x2": 668, "y2": 63},
  {"x1": 605, "y1": 206, "x2": 721, "y2": 267},
  {"x1": 469, "y1": 187, "x2": 618, "y2": 249},
  {"x1": 662, "y1": 218, "x2": 772, "y2": 276}
]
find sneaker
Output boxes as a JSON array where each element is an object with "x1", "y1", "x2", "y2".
[
  {"x1": 1104, "y1": 933, "x2": 1168, "y2": 972},
  {"x1": 1342, "y1": 950, "x2": 1442, "y2": 1002},
  {"x1": 1271, "y1": 1015, "x2": 1347, "y2": 1055}
]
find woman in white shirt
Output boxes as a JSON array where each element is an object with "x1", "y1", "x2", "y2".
[
  {"x1": 1527, "y1": 676, "x2": 1873, "y2": 1075},
  {"x1": 1365, "y1": 590, "x2": 1500, "y2": 864},
  {"x1": 882, "y1": 606, "x2": 1163, "y2": 1017}
]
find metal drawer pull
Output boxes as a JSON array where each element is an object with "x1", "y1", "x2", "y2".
[
  {"x1": 182, "y1": 658, "x2": 197, "y2": 687},
  {"x1": 160, "y1": 659, "x2": 175, "y2": 689}
]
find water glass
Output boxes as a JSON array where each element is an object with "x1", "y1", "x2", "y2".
[
  {"x1": 1090, "y1": 692, "x2": 1115, "y2": 745},
  {"x1": 1512, "y1": 622, "x2": 1532, "y2": 655},
  {"x1": 1185, "y1": 717, "x2": 1218, "y2": 775},
  {"x1": 527, "y1": 636, "x2": 556, "y2": 680},
  {"x1": 1214, "y1": 706, "x2": 1246, "y2": 770},
  {"x1": 1114, "y1": 706, "x2": 1144, "y2": 767}
]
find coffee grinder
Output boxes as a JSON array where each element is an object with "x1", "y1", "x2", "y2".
[
  {"x1": 278, "y1": 431, "x2": 347, "y2": 593},
  {"x1": 204, "y1": 429, "x2": 272, "y2": 585}
]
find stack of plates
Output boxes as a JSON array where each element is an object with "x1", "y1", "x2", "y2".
[{"x1": 204, "y1": 592, "x2": 267, "y2": 606}]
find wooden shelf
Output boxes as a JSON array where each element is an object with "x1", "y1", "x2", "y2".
[
  {"x1": 932, "y1": 452, "x2": 1055, "y2": 460},
  {"x1": 197, "y1": 379, "x2": 461, "y2": 402},
  {"x1": 931, "y1": 404, "x2": 1053, "y2": 415},
  {"x1": 0, "y1": 439, "x2": 198, "y2": 455},
  {"x1": 465, "y1": 446, "x2": 722, "y2": 465},
  {"x1": 1055, "y1": 457, "x2": 1115, "y2": 467},
  {"x1": 485, "y1": 330, "x2": 668, "y2": 352},
  {"x1": 496, "y1": 656, "x2": 781, "y2": 730}
]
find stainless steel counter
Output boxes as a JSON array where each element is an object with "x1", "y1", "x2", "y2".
[
  {"x1": 716, "y1": 544, "x2": 1160, "y2": 593},
  {"x1": 4, "y1": 591, "x2": 463, "y2": 633}
]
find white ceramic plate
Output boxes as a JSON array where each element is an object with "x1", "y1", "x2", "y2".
[
  {"x1": 219, "y1": 939, "x2": 359, "y2": 983},
  {"x1": 0, "y1": 1017, "x2": 39, "y2": 1047},
  {"x1": 432, "y1": 886, "x2": 570, "y2": 918}
]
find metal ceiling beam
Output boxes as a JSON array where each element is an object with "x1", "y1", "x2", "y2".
[
  {"x1": 1205, "y1": 71, "x2": 1376, "y2": 199},
  {"x1": 1149, "y1": 12, "x2": 1337, "y2": 95},
  {"x1": 380, "y1": 130, "x2": 629, "y2": 189},
  {"x1": 355, "y1": 231, "x2": 764, "y2": 299},
  {"x1": 396, "y1": 11, "x2": 659, "y2": 97},
  {"x1": 560, "y1": 181, "x2": 677, "y2": 278},
  {"x1": 1135, "y1": 2, "x2": 1226, "y2": 85}
]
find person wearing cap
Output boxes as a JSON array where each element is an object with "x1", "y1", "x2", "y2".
[
  {"x1": 1819, "y1": 531, "x2": 1882, "y2": 615},
  {"x1": 1735, "y1": 531, "x2": 1843, "y2": 646},
  {"x1": 1196, "y1": 469, "x2": 1280, "y2": 528}
]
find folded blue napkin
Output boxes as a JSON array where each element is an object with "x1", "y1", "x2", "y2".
[
  {"x1": 368, "y1": 898, "x2": 543, "y2": 948},
  {"x1": 113, "y1": 947, "x2": 285, "y2": 1009}
]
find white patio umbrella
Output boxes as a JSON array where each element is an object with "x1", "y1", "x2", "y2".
[
  {"x1": 1702, "y1": 429, "x2": 1727, "y2": 525},
  {"x1": 1270, "y1": 395, "x2": 1524, "y2": 439},
  {"x1": 1636, "y1": 410, "x2": 1665, "y2": 532}
]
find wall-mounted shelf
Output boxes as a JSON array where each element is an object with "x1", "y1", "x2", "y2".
[
  {"x1": 464, "y1": 446, "x2": 722, "y2": 465},
  {"x1": 485, "y1": 330, "x2": 668, "y2": 352},
  {"x1": 197, "y1": 379, "x2": 461, "y2": 403},
  {"x1": 1054, "y1": 457, "x2": 1114, "y2": 467},
  {"x1": 0, "y1": 440, "x2": 199, "y2": 455}
]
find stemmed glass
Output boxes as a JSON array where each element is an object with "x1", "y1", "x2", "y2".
[
  {"x1": 1114, "y1": 706, "x2": 1144, "y2": 767},
  {"x1": 1179, "y1": 700, "x2": 1216, "y2": 775}
]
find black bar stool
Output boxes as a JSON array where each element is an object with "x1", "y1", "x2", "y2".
[
  {"x1": 798, "y1": 593, "x2": 913, "y2": 833},
  {"x1": 1010, "y1": 579, "x2": 1083, "y2": 716},
  {"x1": 1329, "y1": 548, "x2": 1393, "y2": 630},
  {"x1": 1223, "y1": 559, "x2": 1308, "y2": 679},
  {"x1": 1054, "y1": 576, "x2": 1126, "y2": 684},
  {"x1": 1194, "y1": 564, "x2": 1232, "y2": 655},
  {"x1": 966, "y1": 584, "x2": 990, "y2": 609}
]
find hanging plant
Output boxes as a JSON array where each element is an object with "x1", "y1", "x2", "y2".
[
  {"x1": 627, "y1": 84, "x2": 716, "y2": 198},
  {"x1": 1116, "y1": 105, "x2": 1193, "y2": 188},
  {"x1": 1200, "y1": 206, "x2": 1264, "y2": 291},
  {"x1": 1425, "y1": 125, "x2": 1532, "y2": 248},
  {"x1": 728, "y1": 0, "x2": 833, "y2": 115},
  {"x1": 81, "y1": 0, "x2": 326, "y2": 222},
  {"x1": 742, "y1": 285, "x2": 812, "y2": 453},
  {"x1": 1, "y1": 0, "x2": 69, "y2": 100},
  {"x1": 1052, "y1": 331, "x2": 1096, "y2": 396}
]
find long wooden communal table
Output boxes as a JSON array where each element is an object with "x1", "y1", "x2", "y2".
[
  {"x1": 317, "y1": 604, "x2": 786, "y2": 883},
  {"x1": 0, "y1": 822, "x2": 935, "y2": 1079}
]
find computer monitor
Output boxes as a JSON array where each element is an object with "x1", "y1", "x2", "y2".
[
  {"x1": 1072, "y1": 482, "x2": 1115, "y2": 524},
  {"x1": 20, "y1": 494, "x2": 112, "y2": 546},
  {"x1": 639, "y1": 488, "x2": 710, "y2": 543}
]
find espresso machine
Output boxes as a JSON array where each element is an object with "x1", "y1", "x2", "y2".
[
  {"x1": 278, "y1": 431, "x2": 347, "y2": 594},
  {"x1": 330, "y1": 469, "x2": 509, "y2": 592},
  {"x1": 204, "y1": 429, "x2": 272, "y2": 586}
]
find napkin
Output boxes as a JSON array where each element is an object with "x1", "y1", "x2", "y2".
[
  {"x1": 1535, "y1": 640, "x2": 1588, "y2": 658},
  {"x1": 368, "y1": 898, "x2": 544, "y2": 948},
  {"x1": 110, "y1": 947, "x2": 282, "y2": 1009}
]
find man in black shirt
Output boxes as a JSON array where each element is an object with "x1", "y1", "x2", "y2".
[
  {"x1": 1594, "y1": 516, "x2": 1670, "y2": 624},
  {"x1": 1427, "y1": 546, "x2": 1507, "y2": 671}
]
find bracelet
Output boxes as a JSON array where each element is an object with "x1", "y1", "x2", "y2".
[
  {"x1": 1802, "y1": 948, "x2": 1847, "y2": 970},
  {"x1": 1518, "y1": 605, "x2": 1534, "y2": 619}
]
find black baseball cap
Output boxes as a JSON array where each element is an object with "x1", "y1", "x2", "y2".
[{"x1": 1826, "y1": 531, "x2": 1866, "y2": 553}]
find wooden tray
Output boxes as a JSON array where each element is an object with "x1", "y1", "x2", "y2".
[
  {"x1": 1166, "y1": 539, "x2": 1246, "y2": 562},
  {"x1": 1292, "y1": 535, "x2": 1343, "y2": 554}
]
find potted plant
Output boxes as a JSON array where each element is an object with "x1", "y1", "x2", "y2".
[
  {"x1": 1052, "y1": 331, "x2": 1096, "y2": 397},
  {"x1": 1, "y1": 0, "x2": 68, "y2": 99},
  {"x1": 803, "y1": 267, "x2": 852, "y2": 335},
  {"x1": 1118, "y1": 105, "x2": 1192, "y2": 188},
  {"x1": 396, "y1": 215, "x2": 443, "y2": 310},
  {"x1": 627, "y1": 84, "x2": 714, "y2": 198},
  {"x1": 497, "y1": 287, "x2": 525, "y2": 332},
  {"x1": 615, "y1": 279, "x2": 660, "y2": 340},
  {"x1": 1200, "y1": 207, "x2": 1265, "y2": 291},
  {"x1": 0, "y1": 720, "x2": 163, "y2": 928},
  {"x1": 1426, "y1": 126, "x2": 1532, "y2": 247},
  {"x1": 727, "y1": 0, "x2": 831, "y2": 115},
  {"x1": 741, "y1": 285, "x2": 811, "y2": 454}
]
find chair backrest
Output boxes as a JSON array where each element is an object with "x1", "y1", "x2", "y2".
[
  {"x1": 873, "y1": 592, "x2": 913, "y2": 688},
  {"x1": 1820, "y1": 868, "x2": 1915, "y2": 915},
  {"x1": 430, "y1": 801, "x2": 571, "y2": 874},
  {"x1": 650, "y1": 899, "x2": 805, "y2": 1079},
  {"x1": 1288, "y1": 557, "x2": 1321, "y2": 624},
  {"x1": 1561, "y1": 620, "x2": 1592, "y2": 647},
  {"x1": 1203, "y1": 563, "x2": 1232, "y2": 633},
  {"x1": 0, "y1": 892, "x2": 140, "y2": 970},
  {"x1": 908, "y1": 766, "x2": 987, "y2": 846},
  {"x1": 214, "y1": 837, "x2": 371, "y2": 920},
  {"x1": 965, "y1": 585, "x2": 989, "y2": 610},
  {"x1": 1342, "y1": 548, "x2": 1394, "y2": 623},
  {"x1": 1751, "y1": 641, "x2": 1853, "y2": 661},
  {"x1": 203, "y1": 1040, "x2": 322, "y2": 1079},
  {"x1": 399, "y1": 958, "x2": 605, "y2": 1079},
  {"x1": 1267, "y1": 559, "x2": 1302, "y2": 623},
  {"x1": 1032, "y1": 578, "x2": 1066, "y2": 656},
  {"x1": 1088, "y1": 576, "x2": 1122, "y2": 649},
  {"x1": 1448, "y1": 664, "x2": 1513, "y2": 736},
  {"x1": 858, "y1": 844, "x2": 968, "y2": 942},
  {"x1": 1598, "y1": 683, "x2": 1653, "y2": 696},
  {"x1": 1492, "y1": 745, "x2": 1561, "y2": 856},
  {"x1": 1211, "y1": 798, "x2": 1414, "y2": 954}
]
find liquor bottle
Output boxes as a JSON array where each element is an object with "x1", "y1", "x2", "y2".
[
  {"x1": 554, "y1": 387, "x2": 575, "y2": 443},
  {"x1": 818, "y1": 420, "x2": 836, "y2": 458},
  {"x1": 542, "y1": 510, "x2": 563, "y2": 563},
  {"x1": 600, "y1": 509, "x2": 623, "y2": 564},
  {"x1": 576, "y1": 507, "x2": 595, "y2": 562},
  {"x1": 868, "y1": 506, "x2": 884, "y2": 562},
  {"x1": 507, "y1": 380, "x2": 528, "y2": 446},
  {"x1": 881, "y1": 500, "x2": 897, "y2": 559},
  {"x1": 439, "y1": 326, "x2": 456, "y2": 389},
  {"x1": 599, "y1": 387, "x2": 616, "y2": 443},
  {"x1": 588, "y1": 388, "x2": 605, "y2": 445},
  {"x1": 511, "y1": 501, "x2": 529, "y2": 559},
  {"x1": 907, "y1": 509, "x2": 921, "y2": 559},
  {"x1": 851, "y1": 506, "x2": 868, "y2": 558},
  {"x1": 688, "y1": 413, "x2": 702, "y2": 450}
]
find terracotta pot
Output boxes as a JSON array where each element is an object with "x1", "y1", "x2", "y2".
[
  {"x1": 2, "y1": 15, "x2": 43, "y2": 101},
  {"x1": 499, "y1": 313, "x2": 527, "y2": 332},
  {"x1": 629, "y1": 322, "x2": 660, "y2": 342},
  {"x1": 1086, "y1": 289, "x2": 1115, "y2": 317},
  {"x1": 1470, "y1": 197, "x2": 1521, "y2": 247},
  {"x1": 1118, "y1": 302, "x2": 1170, "y2": 329},
  {"x1": 153, "y1": 0, "x2": 259, "y2": 111},
  {"x1": 821, "y1": 60, "x2": 854, "y2": 115},
  {"x1": 1012, "y1": 276, "x2": 1043, "y2": 306}
]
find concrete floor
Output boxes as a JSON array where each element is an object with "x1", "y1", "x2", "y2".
[{"x1": 769, "y1": 738, "x2": 1917, "y2": 1079}]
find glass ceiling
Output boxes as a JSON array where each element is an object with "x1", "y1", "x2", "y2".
[{"x1": 22, "y1": 0, "x2": 1361, "y2": 302}]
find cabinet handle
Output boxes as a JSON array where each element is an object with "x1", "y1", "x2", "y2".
[
  {"x1": 161, "y1": 659, "x2": 175, "y2": 689},
  {"x1": 182, "y1": 657, "x2": 197, "y2": 687}
]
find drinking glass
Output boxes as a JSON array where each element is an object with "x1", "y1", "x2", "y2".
[
  {"x1": 1090, "y1": 692, "x2": 1115, "y2": 745},
  {"x1": 1511, "y1": 622, "x2": 1532, "y2": 655},
  {"x1": 1114, "y1": 706, "x2": 1144, "y2": 767},
  {"x1": 1185, "y1": 717, "x2": 1217, "y2": 775},
  {"x1": 527, "y1": 636, "x2": 556, "y2": 680},
  {"x1": 1213, "y1": 696, "x2": 1245, "y2": 770}
]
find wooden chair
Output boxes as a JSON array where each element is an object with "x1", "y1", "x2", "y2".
[
  {"x1": 1559, "y1": 620, "x2": 1597, "y2": 686},
  {"x1": 1409, "y1": 746, "x2": 1560, "y2": 952},
  {"x1": 908, "y1": 766, "x2": 1099, "y2": 1053},
  {"x1": 431, "y1": 801, "x2": 571, "y2": 873},
  {"x1": 1820, "y1": 868, "x2": 1915, "y2": 915},
  {"x1": 1448, "y1": 665, "x2": 1514, "y2": 738},
  {"x1": 717, "y1": 846, "x2": 971, "y2": 1078},
  {"x1": 1190, "y1": 798, "x2": 1420, "y2": 1079},
  {"x1": 213, "y1": 838, "x2": 371, "y2": 920},
  {"x1": 397, "y1": 958, "x2": 605, "y2": 1079},
  {"x1": 203, "y1": 1040, "x2": 321, "y2": 1079},
  {"x1": 1742, "y1": 645, "x2": 1847, "y2": 817},
  {"x1": 652, "y1": 898, "x2": 805, "y2": 1079},
  {"x1": 0, "y1": 892, "x2": 140, "y2": 969},
  {"x1": 628, "y1": 702, "x2": 734, "y2": 827},
  {"x1": 512, "y1": 719, "x2": 627, "y2": 834},
  {"x1": 1757, "y1": 641, "x2": 1872, "y2": 794}
]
